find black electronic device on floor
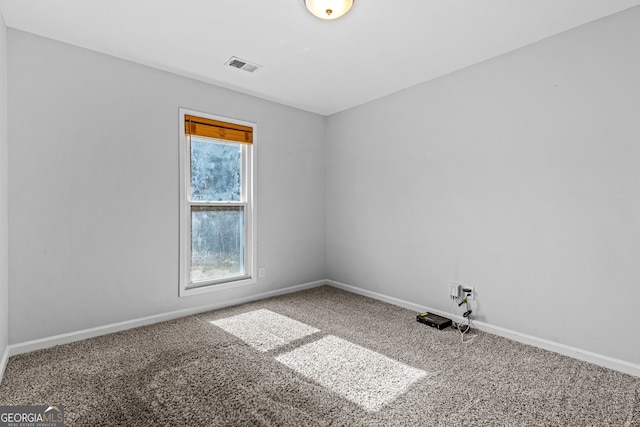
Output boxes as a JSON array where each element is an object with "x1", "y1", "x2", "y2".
[{"x1": 416, "y1": 312, "x2": 452, "y2": 330}]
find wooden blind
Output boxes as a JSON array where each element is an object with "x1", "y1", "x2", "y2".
[{"x1": 184, "y1": 115, "x2": 253, "y2": 144}]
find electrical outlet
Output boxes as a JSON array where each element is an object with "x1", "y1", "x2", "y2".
[{"x1": 464, "y1": 286, "x2": 475, "y2": 301}]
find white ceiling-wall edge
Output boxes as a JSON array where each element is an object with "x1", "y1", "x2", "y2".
[
  {"x1": 325, "y1": 3, "x2": 640, "y2": 117},
  {"x1": 1, "y1": 2, "x2": 640, "y2": 117},
  {"x1": 5, "y1": 26, "x2": 326, "y2": 117},
  {"x1": 145, "y1": 0, "x2": 640, "y2": 118}
]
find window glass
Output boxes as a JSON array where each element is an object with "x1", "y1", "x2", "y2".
[
  {"x1": 190, "y1": 137, "x2": 241, "y2": 202},
  {"x1": 191, "y1": 206, "x2": 244, "y2": 282}
]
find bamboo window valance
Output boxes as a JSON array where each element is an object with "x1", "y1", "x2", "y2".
[{"x1": 184, "y1": 114, "x2": 253, "y2": 144}]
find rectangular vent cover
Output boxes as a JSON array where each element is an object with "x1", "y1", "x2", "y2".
[{"x1": 225, "y1": 57, "x2": 261, "y2": 73}]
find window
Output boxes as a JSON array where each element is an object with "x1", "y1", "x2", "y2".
[{"x1": 179, "y1": 109, "x2": 256, "y2": 296}]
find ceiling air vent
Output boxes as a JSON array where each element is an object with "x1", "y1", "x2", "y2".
[{"x1": 225, "y1": 57, "x2": 261, "y2": 73}]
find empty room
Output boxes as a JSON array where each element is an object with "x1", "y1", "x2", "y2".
[{"x1": 0, "y1": 1, "x2": 639, "y2": 425}]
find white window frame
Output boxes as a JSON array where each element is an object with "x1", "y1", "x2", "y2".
[{"x1": 179, "y1": 108, "x2": 257, "y2": 297}]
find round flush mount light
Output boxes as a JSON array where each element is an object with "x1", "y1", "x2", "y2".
[{"x1": 304, "y1": 0, "x2": 354, "y2": 20}]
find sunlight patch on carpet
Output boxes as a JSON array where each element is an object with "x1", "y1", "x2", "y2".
[
  {"x1": 275, "y1": 335, "x2": 428, "y2": 412},
  {"x1": 210, "y1": 309, "x2": 320, "y2": 352}
]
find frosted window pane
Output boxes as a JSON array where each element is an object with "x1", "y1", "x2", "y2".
[
  {"x1": 191, "y1": 137, "x2": 241, "y2": 202},
  {"x1": 191, "y1": 206, "x2": 244, "y2": 282}
]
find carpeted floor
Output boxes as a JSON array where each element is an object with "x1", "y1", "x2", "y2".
[{"x1": 1, "y1": 285, "x2": 638, "y2": 426}]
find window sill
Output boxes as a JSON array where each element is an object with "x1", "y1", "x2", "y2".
[{"x1": 180, "y1": 276, "x2": 257, "y2": 297}]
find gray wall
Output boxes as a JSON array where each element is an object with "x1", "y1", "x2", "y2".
[
  {"x1": 326, "y1": 6, "x2": 640, "y2": 365},
  {"x1": 0, "y1": 11, "x2": 8, "y2": 361},
  {"x1": 5, "y1": 6, "x2": 639, "y2": 370},
  {"x1": 7, "y1": 30, "x2": 326, "y2": 344}
]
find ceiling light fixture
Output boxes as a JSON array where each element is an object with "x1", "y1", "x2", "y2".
[{"x1": 304, "y1": 0, "x2": 354, "y2": 20}]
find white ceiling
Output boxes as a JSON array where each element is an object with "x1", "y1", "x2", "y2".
[{"x1": 1, "y1": 0, "x2": 639, "y2": 116}]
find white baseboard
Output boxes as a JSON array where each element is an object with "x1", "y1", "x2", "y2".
[
  {"x1": 326, "y1": 280, "x2": 640, "y2": 378},
  {"x1": 7, "y1": 278, "x2": 638, "y2": 379},
  {"x1": 0, "y1": 345, "x2": 8, "y2": 384},
  {"x1": 7, "y1": 280, "x2": 326, "y2": 358}
]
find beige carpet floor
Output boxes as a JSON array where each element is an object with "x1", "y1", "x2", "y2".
[{"x1": 0, "y1": 285, "x2": 638, "y2": 426}]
